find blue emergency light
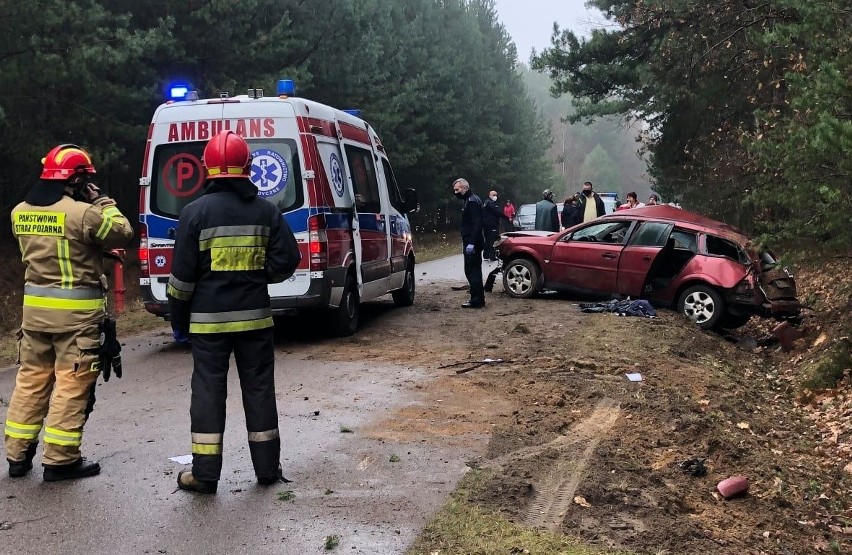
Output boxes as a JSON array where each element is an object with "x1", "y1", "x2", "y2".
[
  {"x1": 277, "y1": 79, "x2": 296, "y2": 97},
  {"x1": 168, "y1": 84, "x2": 191, "y2": 100},
  {"x1": 343, "y1": 109, "x2": 363, "y2": 118}
]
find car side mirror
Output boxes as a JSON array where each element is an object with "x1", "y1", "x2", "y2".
[{"x1": 403, "y1": 188, "x2": 419, "y2": 214}]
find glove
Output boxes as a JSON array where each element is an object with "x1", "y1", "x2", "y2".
[
  {"x1": 173, "y1": 328, "x2": 191, "y2": 346},
  {"x1": 99, "y1": 318, "x2": 123, "y2": 382},
  {"x1": 465, "y1": 244, "x2": 475, "y2": 255}
]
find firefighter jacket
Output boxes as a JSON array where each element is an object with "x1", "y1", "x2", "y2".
[
  {"x1": 167, "y1": 178, "x2": 301, "y2": 334},
  {"x1": 12, "y1": 195, "x2": 134, "y2": 333}
]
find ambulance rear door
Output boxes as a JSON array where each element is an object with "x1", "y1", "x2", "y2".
[
  {"x1": 220, "y1": 101, "x2": 311, "y2": 299},
  {"x1": 144, "y1": 102, "x2": 226, "y2": 304}
]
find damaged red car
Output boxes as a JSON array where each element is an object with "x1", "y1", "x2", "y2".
[{"x1": 496, "y1": 205, "x2": 801, "y2": 329}]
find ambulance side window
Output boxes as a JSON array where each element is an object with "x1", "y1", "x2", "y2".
[
  {"x1": 344, "y1": 145, "x2": 380, "y2": 213},
  {"x1": 381, "y1": 158, "x2": 404, "y2": 213}
]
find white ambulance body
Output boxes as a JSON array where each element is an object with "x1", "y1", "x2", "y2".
[{"x1": 138, "y1": 82, "x2": 418, "y2": 335}]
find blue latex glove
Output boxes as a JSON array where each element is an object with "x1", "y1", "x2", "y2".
[
  {"x1": 465, "y1": 244, "x2": 475, "y2": 255},
  {"x1": 172, "y1": 328, "x2": 191, "y2": 346}
]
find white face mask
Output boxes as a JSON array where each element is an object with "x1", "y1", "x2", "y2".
[{"x1": 490, "y1": 195, "x2": 497, "y2": 201}]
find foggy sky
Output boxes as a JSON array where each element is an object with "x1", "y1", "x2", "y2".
[{"x1": 493, "y1": 0, "x2": 608, "y2": 64}]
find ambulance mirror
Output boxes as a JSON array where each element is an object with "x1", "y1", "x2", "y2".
[{"x1": 404, "y1": 188, "x2": 419, "y2": 214}]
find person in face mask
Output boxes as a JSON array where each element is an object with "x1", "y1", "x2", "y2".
[
  {"x1": 578, "y1": 181, "x2": 606, "y2": 222},
  {"x1": 452, "y1": 178, "x2": 485, "y2": 308},
  {"x1": 482, "y1": 190, "x2": 503, "y2": 261}
]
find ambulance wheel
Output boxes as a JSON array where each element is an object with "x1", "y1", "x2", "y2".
[
  {"x1": 392, "y1": 259, "x2": 415, "y2": 307},
  {"x1": 332, "y1": 275, "x2": 359, "y2": 336}
]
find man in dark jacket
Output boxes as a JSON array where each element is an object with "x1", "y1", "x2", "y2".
[
  {"x1": 535, "y1": 189, "x2": 559, "y2": 232},
  {"x1": 482, "y1": 189, "x2": 503, "y2": 261},
  {"x1": 167, "y1": 131, "x2": 301, "y2": 494},
  {"x1": 452, "y1": 178, "x2": 485, "y2": 308},
  {"x1": 578, "y1": 181, "x2": 606, "y2": 222}
]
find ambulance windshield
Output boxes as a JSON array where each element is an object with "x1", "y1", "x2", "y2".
[{"x1": 150, "y1": 138, "x2": 302, "y2": 219}]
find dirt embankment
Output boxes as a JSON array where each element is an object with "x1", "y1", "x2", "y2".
[{"x1": 319, "y1": 258, "x2": 851, "y2": 555}]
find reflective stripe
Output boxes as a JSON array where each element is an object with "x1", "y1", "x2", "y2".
[
  {"x1": 210, "y1": 246, "x2": 266, "y2": 271},
  {"x1": 96, "y1": 215, "x2": 114, "y2": 240},
  {"x1": 192, "y1": 442, "x2": 222, "y2": 455},
  {"x1": 167, "y1": 284, "x2": 193, "y2": 301},
  {"x1": 25, "y1": 285, "x2": 102, "y2": 299},
  {"x1": 248, "y1": 428, "x2": 279, "y2": 442},
  {"x1": 57, "y1": 239, "x2": 73, "y2": 289},
  {"x1": 102, "y1": 206, "x2": 122, "y2": 218},
  {"x1": 167, "y1": 275, "x2": 196, "y2": 293},
  {"x1": 207, "y1": 167, "x2": 248, "y2": 176},
  {"x1": 189, "y1": 317, "x2": 274, "y2": 334},
  {"x1": 44, "y1": 426, "x2": 82, "y2": 447},
  {"x1": 190, "y1": 307, "x2": 272, "y2": 323},
  {"x1": 200, "y1": 235, "x2": 268, "y2": 250},
  {"x1": 24, "y1": 295, "x2": 105, "y2": 310},
  {"x1": 191, "y1": 432, "x2": 223, "y2": 444},
  {"x1": 199, "y1": 225, "x2": 270, "y2": 241},
  {"x1": 5, "y1": 420, "x2": 42, "y2": 440}
]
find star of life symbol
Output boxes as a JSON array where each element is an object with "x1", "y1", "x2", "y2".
[
  {"x1": 329, "y1": 153, "x2": 344, "y2": 197},
  {"x1": 154, "y1": 255, "x2": 167, "y2": 268},
  {"x1": 250, "y1": 149, "x2": 288, "y2": 197}
]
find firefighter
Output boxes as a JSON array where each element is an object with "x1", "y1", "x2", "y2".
[
  {"x1": 5, "y1": 144, "x2": 133, "y2": 481},
  {"x1": 168, "y1": 130, "x2": 300, "y2": 494}
]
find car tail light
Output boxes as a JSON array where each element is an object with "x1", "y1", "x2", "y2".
[
  {"x1": 733, "y1": 277, "x2": 753, "y2": 297},
  {"x1": 139, "y1": 223, "x2": 150, "y2": 278},
  {"x1": 308, "y1": 214, "x2": 327, "y2": 271}
]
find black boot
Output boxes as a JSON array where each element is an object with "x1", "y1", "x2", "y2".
[
  {"x1": 43, "y1": 458, "x2": 101, "y2": 482},
  {"x1": 177, "y1": 470, "x2": 217, "y2": 494},
  {"x1": 8, "y1": 443, "x2": 38, "y2": 478},
  {"x1": 257, "y1": 463, "x2": 291, "y2": 486}
]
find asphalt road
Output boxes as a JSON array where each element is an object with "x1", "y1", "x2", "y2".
[{"x1": 0, "y1": 258, "x2": 496, "y2": 555}]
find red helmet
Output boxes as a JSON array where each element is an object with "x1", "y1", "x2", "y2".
[
  {"x1": 203, "y1": 131, "x2": 252, "y2": 179},
  {"x1": 40, "y1": 144, "x2": 97, "y2": 180}
]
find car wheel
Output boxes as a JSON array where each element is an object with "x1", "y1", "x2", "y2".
[
  {"x1": 719, "y1": 312, "x2": 751, "y2": 329},
  {"x1": 677, "y1": 284, "x2": 724, "y2": 329},
  {"x1": 331, "y1": 275, "x2": 359, "y2": 336},
  {"x1": 391, "y1": 259, "x2": 415, "y2": 307},
  {"x1": 502, "y1": 258, "x2": 540, "y2": 299}
]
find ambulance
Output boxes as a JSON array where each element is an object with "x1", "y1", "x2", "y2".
[{"x1": 138, "y1": 80, "x2": 418, "y2": 335}]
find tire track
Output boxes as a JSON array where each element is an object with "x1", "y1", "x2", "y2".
[
  {"x1": 484, "y1": 398, "x2": 620, "y2": 530},
  {"x1": 523, "y1": 398, "x2": 620, "y2": 530}
]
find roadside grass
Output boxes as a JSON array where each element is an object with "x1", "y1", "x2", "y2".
[
  {"x1": 406, "y1": 469, "x2": 632, "y2": 555},
  {"x1": 414, "y1": 231, "x2": 458, "y2": 263}
]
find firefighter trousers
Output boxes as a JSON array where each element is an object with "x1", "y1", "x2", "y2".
[
  {"x1": 4, "y1": 326, "x2": 99, "y2": 466},
  {"x1": 189, "y1": 328, "x2": 280, "y2": 482}
]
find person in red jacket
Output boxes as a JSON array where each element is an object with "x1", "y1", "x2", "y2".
[{"x1": 502, "y1": 199, "x2": 516, "y2": 231}]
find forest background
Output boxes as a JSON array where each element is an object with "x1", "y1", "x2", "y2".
[{"x1": 0, "y1": 0, "x2": 848, "y2": 249}]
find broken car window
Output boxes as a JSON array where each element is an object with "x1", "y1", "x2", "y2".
[
  {"x1": 706, "y1": 235, "x2": 749, "y2": 264},
  {"x1": 671, "y1": 230, "x2": 698, "y2": 252}
]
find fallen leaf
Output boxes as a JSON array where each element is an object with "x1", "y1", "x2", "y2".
[
  {"x1": 737, "y1": 422, "x2": 750, "y2": 430},
  {"x1": 573, "y1": 495, "x2": 591, "y2": 507}
]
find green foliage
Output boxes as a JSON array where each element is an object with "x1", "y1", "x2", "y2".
[
  {"x1": 579, "y1": 144, "x2": 620, "y2": 191},
  {"x1": 531, "y1": 0, "x2": 851, "y2": 249},
  {"x1": 0, "y1": 0, "x2": 554, "y2": 237}
]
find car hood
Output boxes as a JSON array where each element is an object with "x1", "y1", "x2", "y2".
[{"x1": 501, "y1": 230, "x2": 556, "y2": 238}]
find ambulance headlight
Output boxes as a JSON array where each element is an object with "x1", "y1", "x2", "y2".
[{"x1": 277, "y1": 79, "x2": 296, "y2": 97}]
